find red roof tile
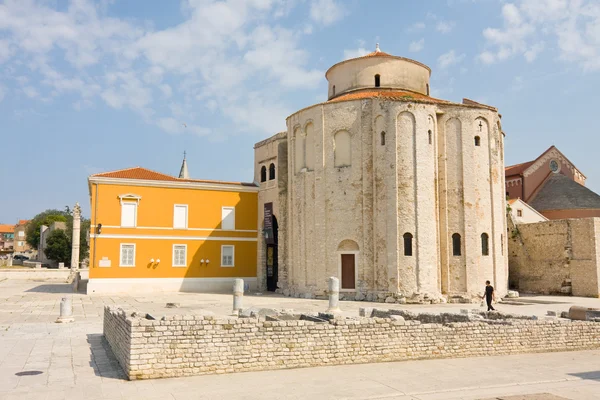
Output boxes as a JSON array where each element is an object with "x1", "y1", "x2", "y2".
[
  {"x1": 0, "y1": 224, "x2": 15, "y2": 233},
  {"x1": 505, "y1": 161, "x2": 535, "y2": 177},
  {"x1": 327, "y1": 89, "x2": 452, "y2": 105},
  {"x1": 90, "y1": 167, "x2": 255, "y2": 187},
  {"x1": 92, "y1": 167, "x2": 180, "y2": 181}
]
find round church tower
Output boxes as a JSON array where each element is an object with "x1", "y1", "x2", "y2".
[{"x1": 257, "y1": 45, "x2": 508, "y2": 302}]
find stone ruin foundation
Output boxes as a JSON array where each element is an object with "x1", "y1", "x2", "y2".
[{"x1": 103, "y1": 306, "x2": 600, "y2": 380}]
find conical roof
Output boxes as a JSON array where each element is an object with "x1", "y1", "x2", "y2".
[
  {"x1": 178, "y1": 153, "x2": 189, "y2": 179},
  {"x1": 530, "y1": 174, "x2": 600, "y2": 211}
]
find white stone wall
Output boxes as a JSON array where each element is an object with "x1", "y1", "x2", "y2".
[
  {"x1": 254, "y1": 133, "x2": 288, "y2": 292},
  {"x1": 103, "y1": 306, "x2": 600, "y2": 380},
  {"x1": 278, "y1": 98, "x2": 507, "y2": 301}
]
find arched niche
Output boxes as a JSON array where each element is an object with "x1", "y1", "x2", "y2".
[
  {"x1": 337, "y1": 239, "x2": 359, "y2": 251},
  {"x1": 334, "y1": 130, "x2": 351, "y2": 167}
]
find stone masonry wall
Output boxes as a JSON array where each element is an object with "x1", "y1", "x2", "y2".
[
  {"x1": 103, "y1": 307, "x2": 132, "y2": 375},
  {"x1": 104, "y1": 306, "x2": 600, "y2": 380},
  {"x1": 509, "y1": 218, "x2": 600, "y2": 297}
]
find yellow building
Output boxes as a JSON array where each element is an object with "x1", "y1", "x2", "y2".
[{"x1": 87, "y1": 164, "x2": 258, "y2": 294}]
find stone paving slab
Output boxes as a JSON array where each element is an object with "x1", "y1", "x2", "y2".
[{"x1": 2, "y1": 280, "x2": 600, "y2": 399}]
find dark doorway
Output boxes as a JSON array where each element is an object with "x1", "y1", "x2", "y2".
[
  {"x1": 341, "y1": 254, "x2": 356, "y2": 290},
  {"x1": 266, "y1": 215, "x2": 278, "y2": 292}
]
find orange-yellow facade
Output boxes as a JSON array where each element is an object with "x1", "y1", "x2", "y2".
[{"x1": 87, "y1": 167, "x2": 258, "y2": 293}]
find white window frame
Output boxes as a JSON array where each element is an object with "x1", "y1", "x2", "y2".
[
  {"x1": 119, "y1": 243, "x2": 136, "y2": 267},
  {"x1": 172, "y1": 244, "x2": 187, "y2": 267},
  {"x1": 221, "y1": 206, "x2": 235, "y2": 231},
  {"x1": 120, "y1": 202, "x2": 138, "y2": 228},
  {"x1": 221, "y1": 245, "x2": 235, "y2": 267},
  {"x1": 18, "y1": 231, "x2": 24, "y2": 238},
  {"x1": 173, "y1": 204, "x2": 188, "y2": 229}
]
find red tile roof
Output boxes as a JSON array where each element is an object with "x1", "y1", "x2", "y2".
[
  {"x1": 17, "y1": 220, "x2": 28, "y2": 226},
  {"x1": 0, "y1": 224, "x2": 15, "y2": 233},
  {"x1": 92, "y1": 167, "x2": 180, "y2": 181},
  {"x1": 90, "y1": 167, "x2": 255, "y2": 187},
  {"x1": 505, "y1": 161, "x2": 535, "y2": 177},
  {"x1": 327, "y1": 89, "x2": 452, "y2": 105}
]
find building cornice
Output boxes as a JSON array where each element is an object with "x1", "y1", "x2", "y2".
[{"x1": 88, "y1": 177, "x2": 259, "y2": 193}]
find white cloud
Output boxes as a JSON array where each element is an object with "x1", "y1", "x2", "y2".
[
  {"x1": 409, "y1": 38, "x2": 425, "y2": 53},
  {"x1": 406, "y1": 22, "x2": 425, "y2": 33},
  {"x1": 436, "y1": 21, "x2": 456, "y2": 34},
  {"x1": 0, "y1": 0, "x2": 325, "y2": 137},
  {"x1": 479, "y1": 0, "x2": 600, "y2": 70},
  {"x1": 0, "y1": 85, "x2": 5, "y2": 102},
  {"x1": 22, "y1": 86, "x2": 39, "y2": 99},
  {"x1": 438, "y1": 50, "x2": 465, "y2": 69},
  {"x1": 343, "y1": 47, "x2": 369, "y2": 60},
  {"x1": 309, "y1": 0, "x2": 345, "y2": 26}
]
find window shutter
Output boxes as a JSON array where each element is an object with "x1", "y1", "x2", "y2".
[
  {"x1": 121, "y1": 203, "x2": 136, "y2": 227},
  {"x1": 174, "y1": 205, "x2": 188, "y2": 229},
  {"x1": 221, "y1": 207, "x2": 235, "y2": 230}
]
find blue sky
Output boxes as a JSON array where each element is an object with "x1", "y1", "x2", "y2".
[{"x1": 1, "y1": 0, "x2": 599, "y2": 222}]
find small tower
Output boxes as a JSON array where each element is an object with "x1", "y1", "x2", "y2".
[{"x1": 178, "y1": 151, "x2": 189, "y2": 179}]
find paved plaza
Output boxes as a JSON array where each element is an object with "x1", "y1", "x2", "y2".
[{"x1": 1, "y1": 278, "x2": 600, "y2": 399}]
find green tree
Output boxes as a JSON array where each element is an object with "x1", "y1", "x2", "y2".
[
  {"x1": 25, "y1": 209, "x2": 69, "y2": 249},
  {"x1": 44, "y1": 230, "x2": 71, "y2": 264}
]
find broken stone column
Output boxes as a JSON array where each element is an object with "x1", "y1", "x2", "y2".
[
  {"x1": 326, "y1": 277, "x2": 341, "y2": 314},
  {"x1": 233, "y1": 278, "x2": 244, "y2": 315},
  {"x1": 56, "y1": 297, "x2": 74, "y2": 323}
]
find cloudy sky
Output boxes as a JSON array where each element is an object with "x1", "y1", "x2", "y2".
[{"x1": 1, "y1": 0, "x2": 599, "y2": 221}]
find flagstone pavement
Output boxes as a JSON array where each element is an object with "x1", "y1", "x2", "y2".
[{"x1": 1, "y1": 278, "x2": 600, "y2": 400}]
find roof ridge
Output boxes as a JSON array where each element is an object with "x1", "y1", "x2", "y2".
[{"x1": 91, "y1": 166, "x2": 143, "y2": 177}]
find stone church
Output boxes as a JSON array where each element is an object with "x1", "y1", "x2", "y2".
[{"x1": 255, "y1": 45, "x2": 508, "y2": 302}]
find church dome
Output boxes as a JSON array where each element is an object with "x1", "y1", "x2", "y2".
[{"x1": 325, "y1": 44, "x2": 431, "y2": 100}]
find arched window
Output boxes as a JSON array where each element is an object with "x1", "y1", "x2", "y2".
[
  {"x1": 428, "y1": 130, "x2": 432, "y2": 145},
  {"x1": 260, "y1": 166, "x2": 267, "y2": 182},
  {"x1": 334, "y1": 130, "x2": 351, "y2": 167},
  {"x1": 269, "y1": 163, "x2": 275, "y2": 180},
  {"x1": 426, "y1": 84, "x2": 430, "y2": 96},
  {"x1": 332, "y1": 85, "x2": 336, "y2": 96},
  {"x1": 403, "y1": 233, "x2": 413, "y2": 256},
  {"x1": 481, "y1": 233, "x2": 489, "y2": 256},
  {"x1": 475, "y1": 136, "x2": 481, "y2": 146},
  {"x1": 452, "y1": 233, "x2": 462, "y2": 256},
  {"x1": 374, "y1": 74, "x2": 380, "y2": 87},
  {"x1": 380, "y1": 131, "x2": 386, "y2": 146}
]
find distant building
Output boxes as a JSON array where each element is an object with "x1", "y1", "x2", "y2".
[
  {"x1": 87, "y1": 160, "x2": 258, "y2": 294},
  {"x1": 0, "y1": 224, "x2": 14, "y2": 252},
  {"x1": 505, "y1": 146, "x2": 600, "y2": 219},
  {"x1": 507, "y1": 199, "x2": 548, "y2": 224},
  {"x1": 13, "y1": 220, "x2": 33, "y2": 254}
]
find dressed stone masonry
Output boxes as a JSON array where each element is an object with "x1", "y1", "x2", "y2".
[
  {"x1": 104, "y1": 306, "x2": 600, "y2": 380},
  {"x1": 254, "y1": 45, "x2": 508, "y2": 302}
]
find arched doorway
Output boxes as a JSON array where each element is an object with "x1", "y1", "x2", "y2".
[{"x1": 265, "y1": 215, "x2": 278, "y2": 292}]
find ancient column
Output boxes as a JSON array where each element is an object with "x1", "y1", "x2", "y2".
[
  {"x1": 70, "y1": 203, "x2": 81, "y2": 271},
  {"x1": 233, "y1": 278, "x2": 244, "y2": 315},
  {"x1": 327, "y1": 277, "x2": 341, "y2": 314}
]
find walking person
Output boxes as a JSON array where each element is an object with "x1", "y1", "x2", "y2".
[{"x1": 482, "y1": 280, "x2": 496, "y2": 311}]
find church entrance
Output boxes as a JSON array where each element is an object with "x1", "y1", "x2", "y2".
[
  {"x1": 340, "y1": 254, "x2": 356, "y2": 290},
  {"x1": 264, "y1": 203, "x2": 278, "y2": 292}
]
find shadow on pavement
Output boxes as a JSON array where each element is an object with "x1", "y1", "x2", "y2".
[
  {"x1": 569, "y1": 370, "x2": 600, "y2": 381},
  {"x1": 25, "y1": 284, "x2": 74, "y2": 293},
  {"x1": 86, "y1": 333, "x2": 128, "y2": 381}
]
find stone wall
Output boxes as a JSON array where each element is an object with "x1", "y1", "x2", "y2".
[
  {"x1": 104, "y1": 306, "x2": 600, "y2": 380},
  {"x1": 508, "y1": 218, "x2": 600, "y2": 297}
]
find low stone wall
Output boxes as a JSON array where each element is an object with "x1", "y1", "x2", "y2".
[
  {"x1": 103, "y1": 306, "x2": 600, "y2": 380},
  {"x1": 0, "y1": 269, "x2": 70, "y2": 280}
]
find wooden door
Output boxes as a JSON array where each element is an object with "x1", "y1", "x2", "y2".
[{"x1": 341, "y1": 254, "x2": 355, "y2": 290}]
